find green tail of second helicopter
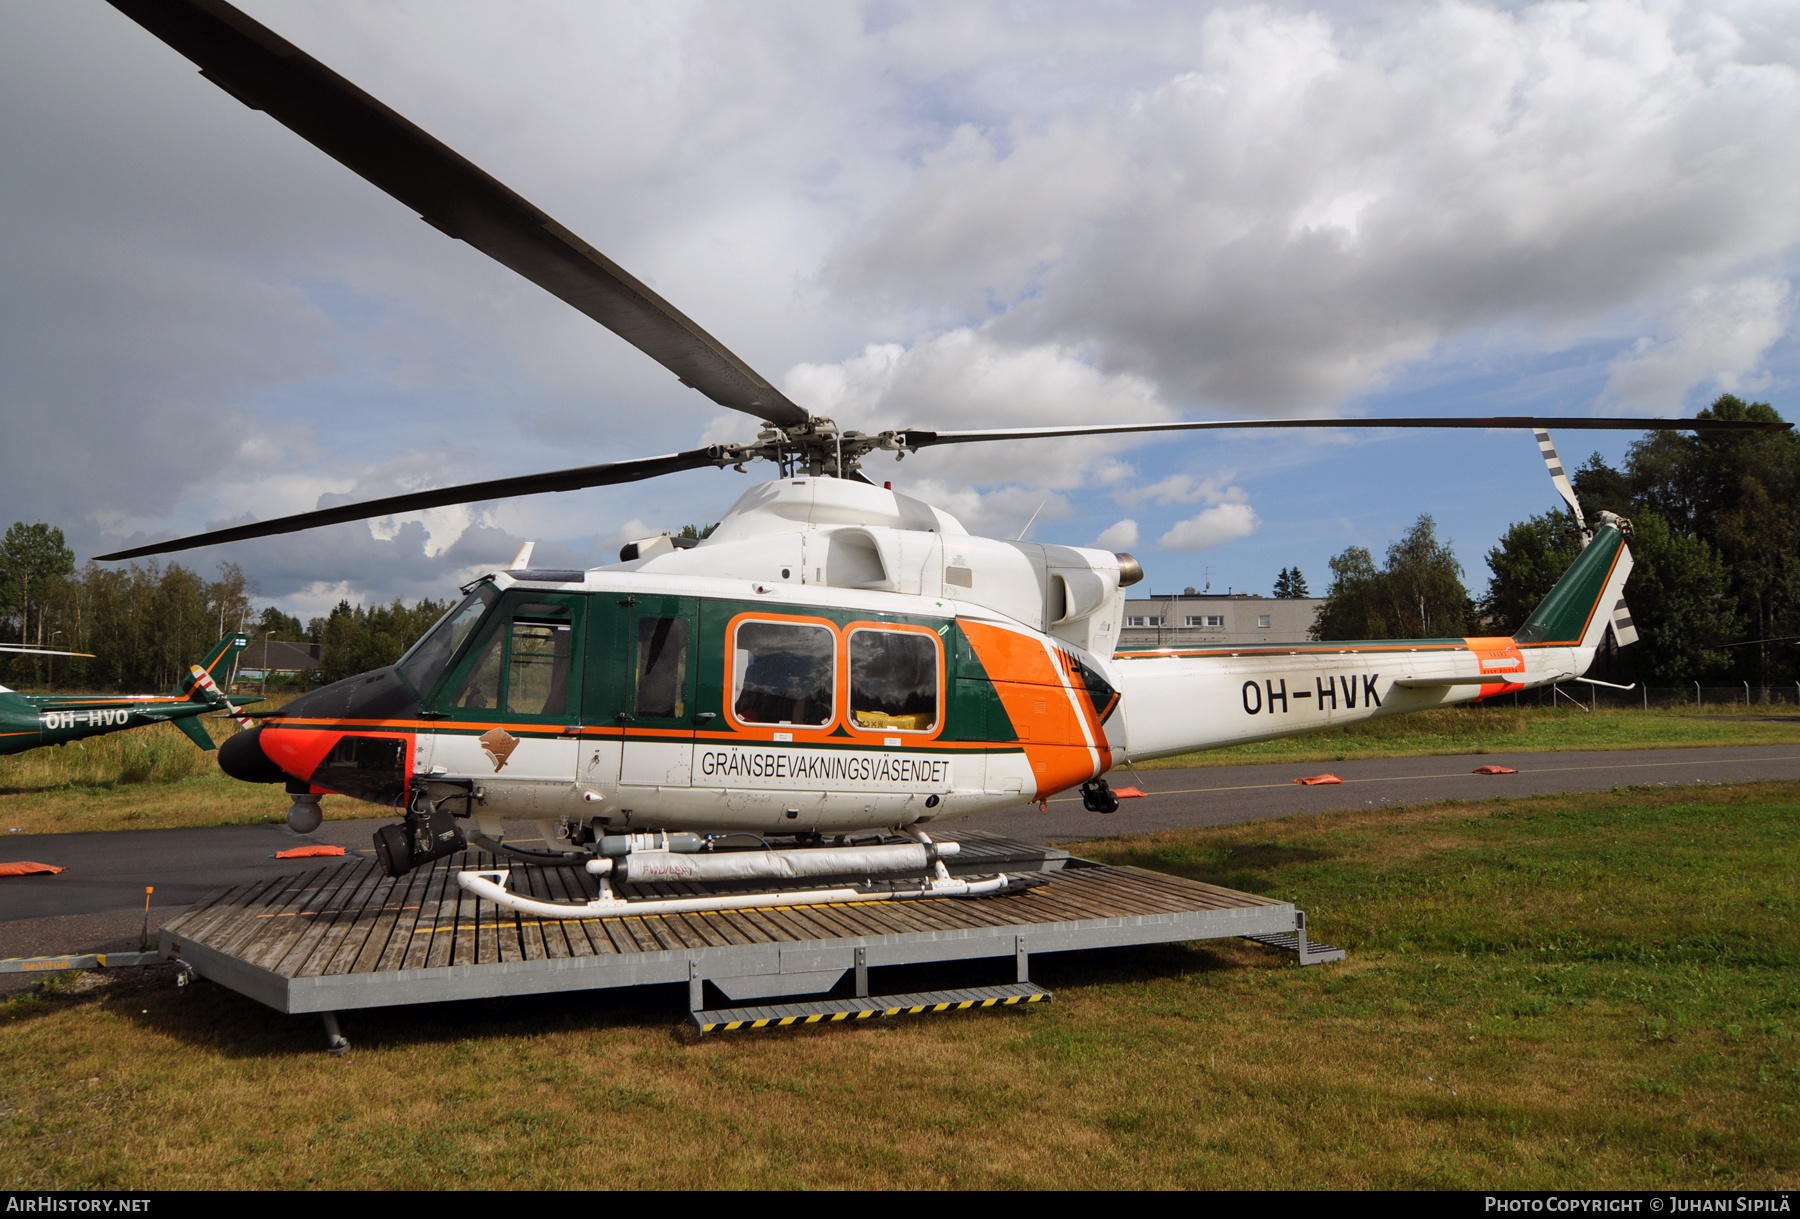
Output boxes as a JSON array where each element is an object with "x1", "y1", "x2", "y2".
[{"x1": 0, "y1": 632, "x2": 259, "y2": 757}]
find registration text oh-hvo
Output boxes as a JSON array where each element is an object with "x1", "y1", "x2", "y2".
[
  {"x1": 1242, "y1": 675, "x2": 1382, "y2": 716},
  {"x1": 39, "y1": 708, "x2": 133, "y2": 731}
]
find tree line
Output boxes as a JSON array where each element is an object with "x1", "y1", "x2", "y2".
[
  {"x1": 0, "y1": 524, "x2": 255, "y2": 692},
  {"x1": 1309, "y1": 395, "x2": 1796, "y2": 686},
  {"x1": 0, "y1": 525, "x2": 447, "y2": 693},
  {"x1": 6, "y1": 395, "x2": 1792, "y2": 690}
]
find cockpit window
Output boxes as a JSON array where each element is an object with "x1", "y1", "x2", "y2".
[
  {"x1": 504, "y1": 613, "x2": 572, "y2": 715},
  {"x1": 397, "y1": 584, "x2": 497, "y2": 698},
  {"x1": 450, "y1": 602, "x2": 574, "y2": 716}
]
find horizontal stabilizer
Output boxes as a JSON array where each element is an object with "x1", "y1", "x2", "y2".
[{"x1": 171, "y1": 714, "x2": 216, "y2": 751}]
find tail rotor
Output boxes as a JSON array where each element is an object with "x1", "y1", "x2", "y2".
[{"x1": 1531, "y1": 428, "x2": 1637, "y2": 647}]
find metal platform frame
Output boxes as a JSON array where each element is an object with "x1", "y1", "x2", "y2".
[{"x1": 156, "y1": 832, "x2": 1344, "y2": 1047}]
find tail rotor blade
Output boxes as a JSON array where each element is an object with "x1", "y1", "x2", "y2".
[
  {"x1": 1533, "y1": 428, "x2": 1587, "y2": 534},
  {"x1": 1609, "y1": 598, "x2": 1640, "y2": 647}
]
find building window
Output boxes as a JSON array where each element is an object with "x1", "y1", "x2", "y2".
[
  {"x1": 1189, "y1": 615, "x2": 1223, "y2": 628},
  {"x1": 1257, "y1": 615, "x2": 1271, "y2": 629},
  {"x1": 1126, "y1": 615, "x2": 1164, "y2": 627}
]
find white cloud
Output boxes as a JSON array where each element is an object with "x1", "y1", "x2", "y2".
[
  {"x1": 1113, "y1": 472, "x2": 1247, "y2": 509},
  {"x1": 771, "y1": 328, "x2": 1172, "y2": 491},
  {"x1": 1158, "y1": 502, "x2": 1260, "y2": 551},
  {"x1": 834, "y1": 0, "x2": 1800, "y2": 410},
  {"x1": 1603, "y1": 277, "x2": 1794, "y2": 411},
  {"x1": 1094, "y1": 519, "x2": 1139, "y2": 550}
]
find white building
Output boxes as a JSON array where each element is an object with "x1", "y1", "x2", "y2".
[{"x1": 1117, "y1": 591, "x2": 1325, "y2": 649}]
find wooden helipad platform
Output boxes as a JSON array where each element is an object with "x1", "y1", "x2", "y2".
[{"x1": 159, "y1": 832, "x2": 1333, "y2": 1022}]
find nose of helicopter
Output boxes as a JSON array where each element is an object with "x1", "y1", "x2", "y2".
[
  {"x1": 232, "y1": 667, "x2": 422, "y2": 805},
  {"x1": 217, "y1": 680, "x2": 345, "y2": 785},
  {"x1": 218, "y1": 723, "x2": 290, "y2": 784}
]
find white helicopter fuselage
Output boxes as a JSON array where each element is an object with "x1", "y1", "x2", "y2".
[{"x1": 254, "y1": 475, "x2": 1628, "y2": 846}]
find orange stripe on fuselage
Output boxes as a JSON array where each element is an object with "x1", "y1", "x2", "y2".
[
  {"x1": 261, "y1": 724, "x2": 414, "y2": 792},
  {"x1": 960, "y1": 620, "x2": 1103, "y2": 799},
  {"x1": 1462, "y1": 636, "x2": 1527, "y2": 701}
]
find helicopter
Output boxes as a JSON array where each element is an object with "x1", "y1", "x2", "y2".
[
  {"x1": 0, "y1": 633, "x2": 255, "y2": 757},
  {"x1": 90, "y1": 0, "x2": 1786, "y2": 919}
]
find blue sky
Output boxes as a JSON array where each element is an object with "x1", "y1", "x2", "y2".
[{"x1": 2, "y1": 0, "x2": 1796, "y2": 617}]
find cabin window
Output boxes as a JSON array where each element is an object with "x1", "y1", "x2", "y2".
[
  {"x1": 849, "y1": 629, "x2": 939, "y2": 732},
  {"x1": 732, "y1": 620, "x2": 835, "y2": 727},
  {"x1": 398, "y1": 583, "x2": 497, "y2": 697},
  {"x1": 633, "y1": 617, "x2": 689, "y2": 719},
  {"x1": 452, "y1": 604, "x2": 571, "y2": 715}
]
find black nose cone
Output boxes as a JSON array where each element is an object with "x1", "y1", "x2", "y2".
[
  {"x1": 287, "y1": 666, "x2": 418, "y2": 721},
  {"x1": 219, "y1": 724, "x2": 288, "y2": 784}
]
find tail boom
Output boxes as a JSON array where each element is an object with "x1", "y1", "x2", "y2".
[{"x1": 1107, "y1": 524, "x2": 1632, "y2": 762}]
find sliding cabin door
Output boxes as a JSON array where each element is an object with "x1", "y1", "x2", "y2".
[{"x1": 611, "y1": 595, "x2": 699, "y2": 789}]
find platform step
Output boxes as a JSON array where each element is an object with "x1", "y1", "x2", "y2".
[
  {"x1": 694, "y1": 982, "x2": 1052, "y2": 1032},
  {"x1": 1243, "y1": 932, "x2": 1346, "y2": 965},
  {"x1": 0, "y1": 950, "x2": 161, "y2": 975}
]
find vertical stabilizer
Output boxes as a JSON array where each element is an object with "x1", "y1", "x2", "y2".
[
  {"x1": 180, "y1": 633, "x2": 251, "y2": 699},
  {"x1": 1514, "y1": 524, "x2": 1633, "y2": 651}
]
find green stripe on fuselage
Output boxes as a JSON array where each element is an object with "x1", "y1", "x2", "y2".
[{"x1": 949, "y1": 623, "x2": 1019, "y2": 743}]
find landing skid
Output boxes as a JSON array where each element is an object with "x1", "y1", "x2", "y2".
[{"x1": 454, "y1": 829, "x2": 1022, "y2": 919}]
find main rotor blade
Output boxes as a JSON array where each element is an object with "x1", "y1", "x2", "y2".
[
  {"x1": 898, "y1": 415, "x2": 1790, "y2": 449},
  {"x1": 94, "y1": 448, "x2": 728, "y2": 562},
  {"x1": 106, "y1": 0, "x2": 809, "y2": 430}
]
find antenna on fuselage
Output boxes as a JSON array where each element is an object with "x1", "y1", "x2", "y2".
[{"x1": 1016, "y1": 500, "x2": 1046, "y2": 541}]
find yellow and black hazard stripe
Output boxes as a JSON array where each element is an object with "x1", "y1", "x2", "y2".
[{"x1": 698, "y1": 989, "x2": 1047, "y2": 1033}]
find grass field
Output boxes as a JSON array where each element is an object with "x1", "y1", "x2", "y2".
[
  {"x1": 0, "y1": 713, "x2": 382, "y2": 835},
  {"x1": 1136, "y1": 703, "x2": 1800, "y2": 769},
  {"x1": 4, "y1": 703, "x2": 1797, "y2": 836},
  {"x1": 2, "y1": 782, "x2": 1794, "y2": 1189}
]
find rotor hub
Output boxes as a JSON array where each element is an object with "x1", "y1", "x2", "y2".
[{"x1": 711, "y1": 416, "x2": 912, "y2": 480}]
